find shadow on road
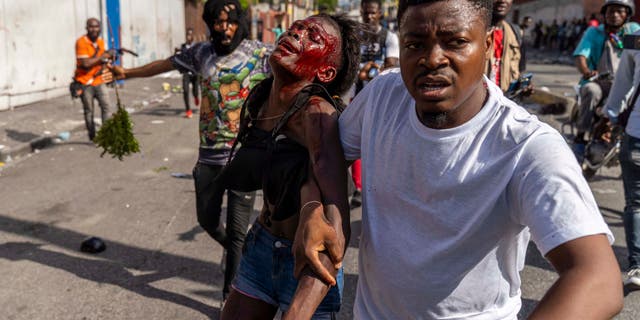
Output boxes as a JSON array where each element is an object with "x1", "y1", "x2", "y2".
[
  {"x1": 600, "y1": 206, "x2": 624, "y2": 217},
  {"x1": 139, "y1": 105, "x2": 184, "y2": 118},
  {"x1": 5, "y1": 129, "x2": 40, "y2": 143},
  {"x1": 0, "y1": 214, "x2": 219, "y2": 319}
]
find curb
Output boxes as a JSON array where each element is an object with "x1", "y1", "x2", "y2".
[{"x1": 0, "y1": 91, "x2": 175, "y2": 165}]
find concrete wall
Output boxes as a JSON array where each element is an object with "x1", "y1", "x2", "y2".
[
  {"x1": 120, "y1": 0, "x2": 185, "y2": 68},
  {"x1": 0, "y1": 0, "x2": 185, "y2": 111},
  {"x1": 512, "y1": 0, "x2": 585, "y2": 25}
]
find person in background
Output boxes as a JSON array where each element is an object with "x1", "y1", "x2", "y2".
[
  {"x1": 271, "y1": 24, "x2": 284, "y2": 41},
  {"x1": 74, "y1": 18, "x2": 114, "y2": 141},
  {"x1": 519, "y1": 15, "x2": 533, "y2": 45},
  {"x1": 486, "y1": 0, "x2": 527, "y2": 93},
  {"x1": 601, "y1": 27, "x2": 640, "y2": 290},
  {"x1": 176, "y1": 28, "x2": 200, "y2": 118},
  {"x1": 589, "y1": 13, "x2": 600, "y2": 27},
  {"x1": 572, "y1": 0, "x2": 639, "y2": 159}
]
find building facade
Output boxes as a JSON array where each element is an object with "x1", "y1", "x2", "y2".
[
  {"x1": 512, "y1": 0, "x2": 640, "y2": 25},
  {"x1": 0, "y1": 0, "x2": 185, "y2": 111}
]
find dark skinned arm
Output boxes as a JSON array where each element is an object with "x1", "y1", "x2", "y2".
[
  {"x1": 528, "y1": 234, "x2": 623, "y2": 319},
  {"x1": 284, "y1": 178, "x2": 339, "y2": 320},
  {"x1": 111, "y1": 58, "x2": 174, "y2": 80},
  {"x1": 78, "y1": 50, "x2": 113, "y2": 69},
  {"x1": 285, "y1": 98, "x2": 350, "y2": 319},
  {"x1": 575, "y1": 56, "x2": 596, "y2": 80}
]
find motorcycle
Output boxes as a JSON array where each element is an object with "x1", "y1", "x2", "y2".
[
  {"x1": 560, "y1": 72, "x2": 619, "y2": 180},
  {"x1": 582, "y1": 125, "x2": 622, "y2": 180},
  {"x1": 505, "y1": 73, "x2": 533, "y2": 103}
]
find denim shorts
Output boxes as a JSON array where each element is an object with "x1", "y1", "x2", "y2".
[{"x1": 232, "y1": 221, "x2": 343, "y2": 319}]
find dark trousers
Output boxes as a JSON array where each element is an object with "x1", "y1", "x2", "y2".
[
  {"x1": 621, "y1": 134, "x2": 640, "y2": 269},
  {"x1": 80, "y1": 84, "x2": 111, "y2": 139},
  {"x1": 182, "y1": 74, "x2": 199, "y2": 112},
  {"x1": 193, "y1": 162, "x2": 256, "y2": 296}
]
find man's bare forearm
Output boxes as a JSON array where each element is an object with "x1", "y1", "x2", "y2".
[
  {"x1": 529, "y1": 235, "x2": 623, "y2": 319},
  {"x1": 79, "y1": 56, "x2": 106, "y2": 69},
  {"x1": 528, "y1": 269, "x2": 622, "y2": 319},
  {"x1": 575, "y1": 56, "x2": 591, "y2": 77}
]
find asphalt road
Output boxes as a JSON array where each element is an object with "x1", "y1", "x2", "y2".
[{"x1": 1, "y1": 64, "x2": 639, "y2": 319}]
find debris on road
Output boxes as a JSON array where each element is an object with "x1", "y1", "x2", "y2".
[{"x1": 80, "y1": 237, "x2": 106, "y2": 254}]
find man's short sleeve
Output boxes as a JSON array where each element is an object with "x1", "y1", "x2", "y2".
[
  {"x1": 385, "y1": 30, "x2": 400, "y2": 59},
  {"x1": 76, "y1": 38, "x2": 90, "y2": 59},
  {"x1": 573, "y1": 27, "x2": 597, "y2": 58},
  {"x1": 339, "y1": 87, "x2": 368, "y2": 161},
  {"x1": 509, "y1": 131, "x2": 613, "y2": 255},
  {"x1": 627, "y1": 22, "x2": 640, "y2": 34}
]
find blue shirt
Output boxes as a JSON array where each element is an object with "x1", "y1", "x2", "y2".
[{"x1": 573, "y1": 23, "x2": 640, "y2": 72}]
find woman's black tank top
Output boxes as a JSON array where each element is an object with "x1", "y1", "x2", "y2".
[{"x1": 216, "y1": 83, "x2": 342, "y2": 225}]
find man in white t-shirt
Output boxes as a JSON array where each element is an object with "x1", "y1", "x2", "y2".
[{"x1": 295, "y1": 0, "x2": 623, "y2": 319}]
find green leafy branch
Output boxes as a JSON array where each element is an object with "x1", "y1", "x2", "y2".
[{"x1": 93, "y1": 89, "x2": 140, "y2": 161}]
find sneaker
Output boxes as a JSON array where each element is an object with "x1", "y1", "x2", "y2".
[
  {"x1": 185, "y1": 110, "x2": 193, "y2": 118},
  {"x1": 625, "y1": 268, "x2": 640, "y2": 289},
  {"x1": 350, "y1": 190, "x2": 362, "y2": 210},
  {"x1": 194, "y1": 97, "x2": 200, "y2": 107}
]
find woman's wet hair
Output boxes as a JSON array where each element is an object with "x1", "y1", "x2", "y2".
[
  {"x1": 315, "y1": 13, "x2": 363, "y2": 98},
  {"x1": 397, "y1": 0, "x2": 493, "y2": 30}
]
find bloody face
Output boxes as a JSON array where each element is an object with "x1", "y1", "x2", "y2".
[
  {"x1": 605, "y1": 5, "x2": 629, "y2": 28},
  {"x1": 213, "y1": 10, "x2": 239, "y2": 46},
  {"x1": 361, "y1": 2, "x2": 382, "y2": 28},
  {"x1": 270, "y1": 16, "x2": 341, "y2": 82},
  {"x1": 86, "y1": 19, "x2": 101, "y2": 41},
  {"x1": 399, "y1": 0, "x2": 491, "y2": 126}
]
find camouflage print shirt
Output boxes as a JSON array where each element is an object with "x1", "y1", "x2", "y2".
[{"x1": 171, "y1": 39, "x2": 272, "y2": 165}]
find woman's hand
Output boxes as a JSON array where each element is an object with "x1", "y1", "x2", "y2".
[{"x1": 292, "y1": 201, "x2": 345, "y2": 286}]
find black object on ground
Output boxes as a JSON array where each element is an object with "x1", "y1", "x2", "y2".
[{"x1": 80, "y1": 236, "x2": 107, "y2": 254}]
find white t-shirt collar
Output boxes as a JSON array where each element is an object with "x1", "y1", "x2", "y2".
[{"x1": 409, "y1": 77, "x2": 501, "y2": 141}]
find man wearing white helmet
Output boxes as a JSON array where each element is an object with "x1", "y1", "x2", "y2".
[{"x1": 572, "y1": 0, "x2": 640, "y2": 158}]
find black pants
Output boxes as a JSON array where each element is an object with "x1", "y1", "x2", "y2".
[
  {"x1": 193, "y1": 162, "x2": 256, "y2": 297},
  {"x1": 182, "y1": 73, "x2": 199, "y2": 112}
]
